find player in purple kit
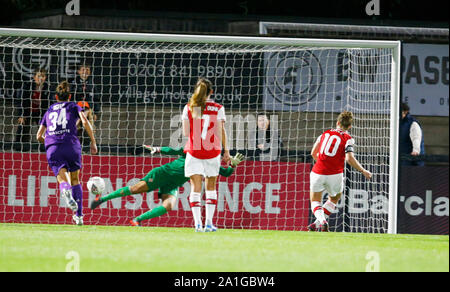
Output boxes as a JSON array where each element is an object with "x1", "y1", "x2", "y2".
[{"x1": 36, "y1": 81, "x2": 97, "y2": 225}]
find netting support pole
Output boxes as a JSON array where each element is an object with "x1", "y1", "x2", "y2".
[{"x1": 388, "y1": 41, "x2": 401, "y2": 235}]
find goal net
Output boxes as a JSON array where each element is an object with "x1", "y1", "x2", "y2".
[{"x1": 0, "y1": 29, "x2": 400, "y2": 233}]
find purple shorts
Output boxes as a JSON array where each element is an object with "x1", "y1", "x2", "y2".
[{"x1": 46, "y1": 142, "x2": 82, "y2": 176}]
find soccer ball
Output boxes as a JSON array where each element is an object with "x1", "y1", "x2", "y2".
[{"x1": 87, "y1": 177, "x2": 106, "y2": 195}]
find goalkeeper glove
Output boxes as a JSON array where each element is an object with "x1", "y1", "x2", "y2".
[
  {"x1": 230, "y1": 153, "x2": 245, "y2": 168},
  {"x1": 143, "y1": 145, "x2": 160, "y2": 154}
]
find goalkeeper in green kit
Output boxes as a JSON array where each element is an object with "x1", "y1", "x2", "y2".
[{"x1": 90, "y1": 145, "x2": 245, "y2": 226}]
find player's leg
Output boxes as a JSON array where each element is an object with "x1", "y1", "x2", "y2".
[
  {"x1": 313, "y1": 173, "x2": 344, "y2": 231},
  {"x1": 185, "y1": 153, "x2": 205, "y2": 231},
  {"x1": 56, "y1": 167, "x2": 78, "y2": 213},
  {"x1": 310, "y1": 191, "x2": 327, "y2": 225},
  {"x1": 189, "y1": 174, "x2": 204, "y2": 231},
  {"x1": 90, "y1": 167, "x2": 164, "y2": 210},
  {"x1": 310, "y1": 192, "x2": 341, "y2": 230},
  {"x1": 69, "y1": 170, "x2": 84, "y2": 225},
  {"x1": 321, "y1": 173, "x2": 344, "y2": 230},
  {"x1": 59, "y1": 143, "x2": 84, "y2": 224},
  {"x1": 323, "y1": 193, "x2": 341, "y2": 220},
  {"x1": 90, "y1": 180, "x2": 150, "y2": 209},
  {"x1": 203, "y1": 155, "x2": 221, "y2": 232},
  {"x1": 131, "y1": 193, "x2": 177, "y2": 226},
  {"x1": 309, "y1": 172, "x2": 327, "y2": 230},
  {"x1": 204, "y1": 176, "x2": 218, "y2": 232}
]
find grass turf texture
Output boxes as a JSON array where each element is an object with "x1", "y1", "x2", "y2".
[{"x1": 0, "y1": 223, "x2": 448, "y2": 272}]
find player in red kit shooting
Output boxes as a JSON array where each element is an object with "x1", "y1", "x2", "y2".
[
  {"x1": 309, "y1": 111, "x2": 372, "y2": 232},
  {"x1": 182, "y1": 78, "x2": 231, "y2": 232}
]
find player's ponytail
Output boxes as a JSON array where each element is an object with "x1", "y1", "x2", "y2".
[
  {"x1": 338, "y1": 111, "x2": 353, "y2": 130},
  {"x1": 189, "y1": 78, "x2": 212, "y2": 119},
  {"x1": 56, "y1": 81, "x2": 71, "y2": 101}
]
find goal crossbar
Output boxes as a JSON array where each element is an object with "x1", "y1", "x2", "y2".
[{"x1": 0, "y1": 28, "x2": 401, "y2": 49}]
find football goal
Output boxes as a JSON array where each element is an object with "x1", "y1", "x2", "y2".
[{"x1": 0, "y1": 28, "x2": 401, "y2": 233}]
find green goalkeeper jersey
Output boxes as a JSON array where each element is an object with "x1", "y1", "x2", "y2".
[{"x1": 140, "y1": 147, "x2": 235, "y2": 197}]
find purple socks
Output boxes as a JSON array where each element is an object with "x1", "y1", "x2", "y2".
[
  {"x1": 72, "y1": 184, "x2": 83, "y2": 217},
  {"x1": 60, "y1": 182, "x2": 71, "y2": 193}
]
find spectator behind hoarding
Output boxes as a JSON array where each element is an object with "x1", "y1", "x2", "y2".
[
  {"x1": 400, "y1": 102, "x2": 425, "y2": 166},
  {"x1": 14, "y1": 68, "x2": 51, "y2": 152},
  {"x1": 251, "y1": 113, "x2": 284, "y2": 161},
  {"x1": 70, "y1": 62, "x2": 100, "y2": 121}
]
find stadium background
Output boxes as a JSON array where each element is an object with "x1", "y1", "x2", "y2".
[{"x1": 0, "y1": 0, "x2": 448, "y2": 235}]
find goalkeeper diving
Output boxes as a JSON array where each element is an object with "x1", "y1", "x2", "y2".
[{"x1": 90, "y1": 145, "x2": 245, "y2": 226}]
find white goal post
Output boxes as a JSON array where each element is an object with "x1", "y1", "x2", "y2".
[{"x1": 0, "y1": 28, "x2": 400, "y2": 234}]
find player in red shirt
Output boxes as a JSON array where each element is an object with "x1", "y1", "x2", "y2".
[
  {"x1": 182, "y1": 78, "x2": 231, "y2": 232},
  {"x1": 309, "y1": 111, "x2": 372, "y2": 232}
]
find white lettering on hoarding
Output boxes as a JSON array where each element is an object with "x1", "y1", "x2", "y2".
[
  {"x1": 265, "y1": 183, "x2": 281, "y2": 214},
  {"x1": 11, "y1": 38, "x2": 80, "y2": 79},
  {"x1": 218, "y1": 182, "x2": 239, "y2": 213},
  {"x1": 147, "y1": 191, "x2": 162, "y2": 210},
  {"x1": 7, "y1": 175, "x2": 402, "y2": 217},
  {"x1": 8, "y1": 175, "x2": 23, "y2": 206},
  {"x1": 40, "y1": 176, "x2": 57, "y2": 207},
  {"x1": 27, "y1": 175, "x2": 36, "y2": 207},
  {"x1": 348, "y1": 189, "x2": 389, "y2": 215},
  {"x1": 402, "y1": 44, "x2": 449, "y2": 116},
  {"x1": 399, "y1": 190, "x2": 449, "y2": 217},
  {"x1": 13, "y1": 39, "x2": 52, "y2": 78},
  {"x1": 172, "y1": 182, "x2": 191, "y2": 211}
]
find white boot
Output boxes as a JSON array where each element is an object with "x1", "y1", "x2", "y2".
[
  {"x1": 62, "y1": 189, "x2": 78, "y2": 212},
  {"x1": 72, "y1": 215, "x2": 84, "y2": 226}
]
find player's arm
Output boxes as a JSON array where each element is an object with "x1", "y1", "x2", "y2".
[
  {"x1": 182, "y1": 105, "x2": 190, "y2": 137},
  {"x1": 36, "y1": 113, "x2": 47, "y2": 143},
  {"x1": 311, "y1": 135, "x2": 321, "y2": 161},
  {"x1": 182, "y1": 119, "x2": 190, "y2": 137},
  {"x1": 345, "y1": 152, "x2": 372, "y2": 180},
  {"x1": 86, "y1": 108, "x2": 95, "y2": 131},
  {"x1": 78, "y1": 111, "x2": 98, "y2": 155},
  {"x1": 218, "y1": 107, "x2": 231, "y2": 165},
  {"x1": 410, "y1": 122, "x2": 422, "y2": 156},
  {"x1": 219, "y1": 153, "x2": 245, "y2": 177},
  {"x1": 36, "y1": 125, "x2": 46, "y2": 143},
  {"x1": 143, "y1": 145, "x2": 184, "y2": 156},
  {"x1": 221, "y1": 120, "x2": 231, "y2": 164}
]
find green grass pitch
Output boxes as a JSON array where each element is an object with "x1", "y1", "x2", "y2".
[{"x1": 0, "y1": 223, "x2": 448, "y2": 272}]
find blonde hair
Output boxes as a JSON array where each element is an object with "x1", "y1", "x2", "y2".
[
  {"x1": 337, "y1": 111, "x2": 353, "y2": 130},
  {"x1": 188, "y1": 78, "x2": 212, "y2": 119}
]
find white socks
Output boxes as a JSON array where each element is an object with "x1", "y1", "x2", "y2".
[
  {"x1": 189, "y1": 190, "x2": 218, "y2": 228},
  {"x1": 311, "y1": 201, "x2": 327, "y2": 225},
  {"x1": 189, "y1": 192, "x2": 202, "y2": 228},
  {"x1": 205, "y1": 190, "x2": 217, "y2": 227},
  {"x1": 323, "y1": 200, "x2": 336, "y2": 218},
  {"x1": 313, "y1": 200, "x2": 337, "y2": 226}
]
